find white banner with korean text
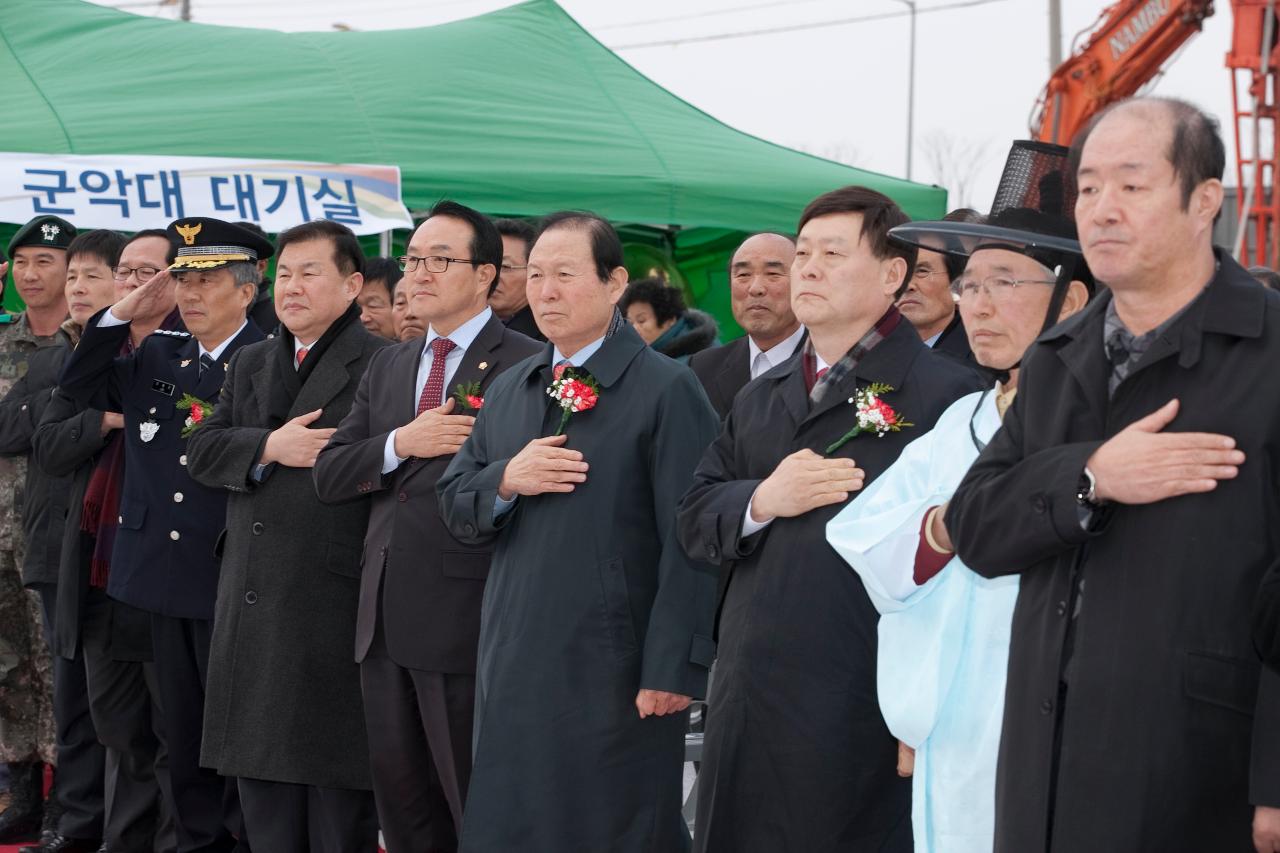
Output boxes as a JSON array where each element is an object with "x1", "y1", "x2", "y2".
[{"x1": 0, "y1": 152, "x2": 414, "y2": 235}]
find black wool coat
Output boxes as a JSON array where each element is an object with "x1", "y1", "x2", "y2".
[
  {"x1": 676, "y1": 317, "x2": 984, "y2": 853},
  {"x1": 58, "y1": 310, "x2": 264, "y2": 620},
  {"x1": 437, "y1": 323, "x2": 720, "y2": 853},
  {"x1": 313, "y1": 312, "x2": 541, "y2": 674},
  {"x1": 946, "y1": 254, "x2": 1280, "y2": 852},
  {"x1": 32, "y1": 385, "x2": 152, "y2": 662},
  {"x1": 184, "y1": 312, "x2": 388, "y2": 789},
  {"x1": 688, "y1": 336, "x2": 751, "y2": 421}
]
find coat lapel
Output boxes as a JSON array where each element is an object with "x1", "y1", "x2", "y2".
[
  {"x1": 803, "y1": 320, "x2": 918, "y2": 428},
  {"x1": 715, "y1": 338, "x2": 751, "y2": 412},
  {"x1": 1048, "y1": 295, "x2": 1111, "y2": 423},
  {"x1": 172, "y1": 338, "x2": 201, "y2": 396},
  {"x1": 446, "y1": 314, "x2": 506, "y2": 402},
  {"x1": 289, "y1": 322, "x2": 367, "y2": 419}
]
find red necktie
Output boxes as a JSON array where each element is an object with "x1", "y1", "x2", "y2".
[
  {"x1": 816, "y1": 367, "x2": 829, "y2": 382},
  {"x1": 295, "y1": 347, "x2": 309, "y2": 368},
  {"x1": 417, "y1": 338, "x2": 456, "y2": 415},
  {"x1": 553, "y1": 359, "x2": 571, "y2": 380}
]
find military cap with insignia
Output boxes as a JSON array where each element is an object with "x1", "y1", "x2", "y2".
[
  {"x1": 165, "y1": 217, "x2": 274, "y2": 272},
  {"x1": 6, "y1": 215, "x2": 77, "y2": 258}
]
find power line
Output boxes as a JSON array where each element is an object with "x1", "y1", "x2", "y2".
[
  {"x1": 594, "y1": 0, "x2": 842, "y2": 32},
  {"x1": 610, "y1": 0, "x2": 1006, "y2": 50}
]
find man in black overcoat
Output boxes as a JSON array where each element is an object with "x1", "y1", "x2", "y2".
[
  {"x1": 945, "y1": 97, "x2": 1280, "y2": 851},
  {"x1": 58, "y1": 218, "x2": 269, "y2": 853},
  {"x1": 185, "y1": 221, "x2": 387, "y2": 852},
  {"x1": 688, "y1": 233, "x2": 804, "y2": 419},
  {"x1": 676, "y1": 187, "x2": 984, "y2": 853},
  {"x1": 437, "y1": 212, "x2": 720, "y2": 853},
  {"x1": 314, "y1": 202, "x2": 540, "y2": 853}
]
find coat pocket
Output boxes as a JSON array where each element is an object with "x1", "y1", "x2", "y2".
[
  {"x1": 441, "y1": 550, "x2": 490, "y2": 581},
  {"x1": 1183, "y1": 650, "x2": 1258, "y2": 716},
  {"x1": 325, "y1": 540, "x2": 362, "y2": 579},
  {"x1": 117, "y1": 498, "x2": 147, "y2": 531},
  {"x1": 596, "y1": 557, "x2": 638, "y2": 659}
]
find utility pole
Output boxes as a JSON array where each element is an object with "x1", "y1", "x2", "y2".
[
  {"x1": 180, "y1": 0, "x2": 191, "y2": 21},
  {"x1": 893, "y1": 0, "x2": 917, "y2": 181},
  {"x1": 1048, "y1": 0, "x2": 1062, "y2": 69}
]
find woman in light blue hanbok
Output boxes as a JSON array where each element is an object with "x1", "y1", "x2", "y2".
[{"x1": 826, "y1": 140, "x2": 1093, "y2": 853}]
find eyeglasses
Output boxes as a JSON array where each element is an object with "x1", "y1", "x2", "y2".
[
  {"x1": 397, "y1": 255, "x2": 481, "y2": 274},
  {"x1": 112, "y1": 265, "x2": 161, "y2": 283},
  {"x1": 500, "y1": 264, "x2": 527, "y2": 272},
  {"x1": 950, "y1": 275, "x2": 1056, "y2": 303}
]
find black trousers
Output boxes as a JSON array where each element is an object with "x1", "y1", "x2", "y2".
[
  {"x1": 36, "y1": 583, "x2": 105, "y2": 842},
  {"x1": 236, "y1": 778, "x2": 377, "y2": 853},
  {"x1": 150, "y1": 613, "x2": 245, "y2": 853},
  {"x1": 81, "y1": 585, "x2": 168, "y2": 853},
  {"x1": 360, "y1": 623, "x2": 475, "y2": 853}
]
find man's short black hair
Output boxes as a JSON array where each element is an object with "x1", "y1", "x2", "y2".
[
  {"x1": 618, "y1": 277, "x2": 686, "y2": 326},
  {"x1": 535, "y1": 211, "x2": 625, "y2": 283},
  {"x1": 426, "y1": 200, "x2": 502, "y2": 295},
  {"x1": 125, "y1": 228, "x2": 178, "y2": 264},
  {"x1": 276, "y1": 219, "x2": 365, "y2": 277},
  {"x1": 67, "y1": 229, "x2": 126, "y2": 268},
  {"x1": 1068, "y1": 96, "x2": 1226, "y2": 211},
  {"x1": 493, "y1": 218, "x2": 537, "y2": 259},
  {"x1": 797, "y1": 186, "x2": 917, "y2": 288},
  {"x1": 364, "y1": 256, "x2": 403, "y2": 297}
]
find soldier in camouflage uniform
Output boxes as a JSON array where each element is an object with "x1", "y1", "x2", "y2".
[{"x1": 0, "y1": 215, "x2": 73, "y2": 842}]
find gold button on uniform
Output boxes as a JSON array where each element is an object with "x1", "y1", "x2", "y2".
[{"x1": 169, "y1": 530, "x2": 180, "y2": 541}]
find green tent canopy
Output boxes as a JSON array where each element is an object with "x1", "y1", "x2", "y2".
[{"x1": 0, "y1": 0, "x2": 946, "y2": 331}]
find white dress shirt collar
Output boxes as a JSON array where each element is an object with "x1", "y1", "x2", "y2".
[
  {"x1": 747, "y1": 325, "x2": 805, "y2": 379},
  {"x1": 552, "y1": 334, "x2": 606, "y2": 369},
  {"x1": 199, "y1": 319, "x2": 248, "y2": 362},
  {"x1": 423, "y1": 307, "x2": 493, "y2": 358}
]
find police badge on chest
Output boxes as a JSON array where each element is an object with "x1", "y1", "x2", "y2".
[{"x1": 139, "y1": 420, "x2": 160, "y2": 442}]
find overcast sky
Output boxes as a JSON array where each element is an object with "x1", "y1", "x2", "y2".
[{"x1": 89, "y1": 0, "x2": 1242, "y2": 210}]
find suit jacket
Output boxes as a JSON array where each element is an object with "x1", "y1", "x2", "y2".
[
  {"x1": 946, "y1": 253, "x2": 1280, "y2": 852},
  {"x1": 58, "y1": 309, "x2": 264, "y2": 620},
  {"x1": 503, "y1": 304, "x2": 545, "y2": 342},
  {"x1": 185, "y1": 311, "x2": 387, "y2": 788},
  {"x1": 314, "y1": 312, "x2": 542, "y2": 674},
  {"x1": 0, "y1": 339, "x2": 72, "y2": 587},
  {"x1": 688, "y1": 337, "x2": 751, "y2": 420},
  {"x1": 32, "y1": 385, "x2": 153, "y2": 661}
]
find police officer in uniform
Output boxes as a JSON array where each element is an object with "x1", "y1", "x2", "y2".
[
  {"x1": 58, "y1": 218, "x2": 268, "y2": 853},
  {"x1": 0, "y1": 216, "x2": 73, "y2": 842}
]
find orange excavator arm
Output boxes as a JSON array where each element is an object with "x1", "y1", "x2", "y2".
[{"x1": 1033, "y1": 0, "x2": 1216, "y2": 146}]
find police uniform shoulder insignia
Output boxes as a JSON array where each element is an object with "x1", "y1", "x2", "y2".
[{"x1": 151, "y1": 329, "x2": 191, "y2": 338}]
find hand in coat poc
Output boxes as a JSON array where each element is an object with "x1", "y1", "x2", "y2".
[
  {"x1": 261, "y1": 408, "x2": 335, "y2": 468},
  {"x1": 394, "y1": 398, "x2": 475, "y2": 459},
  {"x1": 750, "y1": 448, "x2": 865, "y2": 523},
  {"x1": 1086, "y1": 398, "x2": 1244, "y2": 504}
]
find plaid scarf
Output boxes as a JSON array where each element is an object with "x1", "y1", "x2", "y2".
[{"x1": 803, "y1": 305, "x2": 901, "y2": 404}]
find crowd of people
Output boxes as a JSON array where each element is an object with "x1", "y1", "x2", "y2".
[{"x1": 0, "y1": 93, "x2": 1275, "y2": 853}]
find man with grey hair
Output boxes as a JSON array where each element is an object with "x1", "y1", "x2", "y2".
[
  {"x1": 946, "y1": 96, "x2": 1280, "y2": 852},
  {"x1": 59, "y1": 217, "x2": 268, "y2": 853}
]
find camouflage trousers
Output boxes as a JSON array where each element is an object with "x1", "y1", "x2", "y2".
[{"x1": 0, "y1": 549, "x2": 54, "y2": 764}]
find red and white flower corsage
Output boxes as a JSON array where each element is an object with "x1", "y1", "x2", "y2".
[
  {"x1": 546, "y1": 365, "x2": 600, "y2": 436},
  {"x1": 825, "y1": 383, "x2": 912, "y2": 454}
]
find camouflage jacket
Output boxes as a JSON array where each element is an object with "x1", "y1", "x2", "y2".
[{"x1": 0, "y1": 313, "x2": 67, "y2": 556}]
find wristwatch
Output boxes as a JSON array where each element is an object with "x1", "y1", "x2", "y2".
[{"x1": 1076, "y1": 466, "x2": 1103, "y2": 510}]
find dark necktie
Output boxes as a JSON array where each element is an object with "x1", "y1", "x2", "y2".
[
  {"x1": 417, "y1": 338, "x2": 456, "y2": 415},
  {"x1": 198, "y1": 353, "x2": 215, "y2": 379}
]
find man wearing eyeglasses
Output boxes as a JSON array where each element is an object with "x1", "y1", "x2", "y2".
[
  {"x1": 896, "y1": 209, "x2": 984, "y2": 362},
  {"x1": 315, "y1": 200, "x2": 540, "y2": 853},
  {"x1": 489, "y1": 218, "x2": 544, "y2": 342}
]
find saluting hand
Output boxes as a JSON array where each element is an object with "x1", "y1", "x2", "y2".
[
  {"x1": 260, "y1": 408, "x2": 336, "y2": 469},
  {"x1": 393, "y1": 398, "x2": 476, "y2": 460},
  {"x1": 1087, "y1": 399, "x2": 1244, "y2": 505},
  {"x1": 635, "y1": 689, "x2": 692, "y2": 719},
  {"x1": 497, "y1": 434, "x2": 588, "y2": 500},
  {"x1": 109, "y1": 270, "x2": 174, "y2": 322},
  {"x1": 749, "y1": 449, "x2": 865, "y2": 524}
]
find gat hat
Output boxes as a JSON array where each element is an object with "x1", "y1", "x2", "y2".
[
  {"x1": 165, "y1": 217, "x2": 275, "y2": 272},
  {"x1": 889, "y1": 140, "x2": 1093, "y2": 332},
  {"x1": 6, "y1": 215, "x2": 77, "y2": 258}
]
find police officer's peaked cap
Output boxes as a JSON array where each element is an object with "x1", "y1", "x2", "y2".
[
  {"x1": 6, "y1": 215, "x2": 77, "y2": 259},
  {"x1": 165, "y1": 217, "x2": 274, "y2": 273}
]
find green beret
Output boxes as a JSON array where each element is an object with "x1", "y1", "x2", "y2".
[{"x1": 6, "y1": 215, "x2": 77, "y2": 258}]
